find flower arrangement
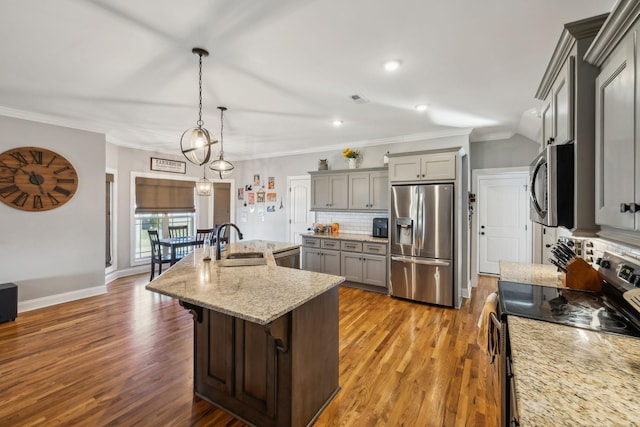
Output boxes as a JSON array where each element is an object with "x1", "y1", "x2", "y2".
[{"x1": 342, "y1": 148, "x2": 360, "y2": 159}]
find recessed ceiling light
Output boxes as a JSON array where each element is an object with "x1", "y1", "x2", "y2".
[
  {"x1": 415, "y1": 104, "x2": 428, "y2": 112},
  {"x1": 383, "y1": 60, "x2": 402, "y2": 72},
  {"x1": 332, "y1": 119, "x2": 343, "y2": 127}
]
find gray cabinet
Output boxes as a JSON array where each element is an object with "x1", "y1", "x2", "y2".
[
  {"x1": 340, "y1": 241, "x2": 387, "y2": 288},
  {"x1": 585, "y1": 3, "x2": 640, "y2": 238},
  {"x1": 594, "y1": 28, "x2": 636, "y2": 230},
  {"x1": 310, "y1": 174, "x2": 348, "y2": 210},
  {"x1": 301, "y1": 237, "x2": 341, "y2": 274},
  {"x1": 535, "y1": 14, "x2": 607, "y2": 236},
  {"x1": 348, "y1": 170, "x2": 388, "y2": 211},
  {"x1": 302, "y1": 236, "x2": 388, "y2": 289},
  {"x1": 310, "y1": 167, "x2": 387, "y2": 212},
  {"x1": 388, "y1": 151, "x2": 456, "y2": 182}
]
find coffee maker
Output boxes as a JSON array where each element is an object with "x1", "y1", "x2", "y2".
[{"x1": 372, "y1": 218, "x2": 388, "y2": 238}]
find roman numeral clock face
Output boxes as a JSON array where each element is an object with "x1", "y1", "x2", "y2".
[{"x1": 0, "y1": 147, "x2": 78, "y2": 211}]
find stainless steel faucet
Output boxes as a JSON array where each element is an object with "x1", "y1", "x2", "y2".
[{"x1": 215, "y1": 223, "x2": 244, "y2": 260}]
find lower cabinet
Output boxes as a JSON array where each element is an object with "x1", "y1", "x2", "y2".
[
  {"x1": 302, "y1": 236, "x2": 388, "y2": 289},
  {"x1": 340, "y1": 241, "x2": 387, "y2": 288}
]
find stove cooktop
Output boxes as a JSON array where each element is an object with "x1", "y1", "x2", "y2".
[{"x1": 498, "y1": 281, "x2": 640, "y2": 338}]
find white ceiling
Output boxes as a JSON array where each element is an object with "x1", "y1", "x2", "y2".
[{"x1": 0, "y1": 0, "x2": 615, "y2": 160}]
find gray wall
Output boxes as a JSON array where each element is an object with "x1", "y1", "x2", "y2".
[
  {"x1": 470, "y1": 133, "x2": 539, "y2": 170},
  {"x1": 0, "y1": 116, "x2": 105, "y2": 302}
]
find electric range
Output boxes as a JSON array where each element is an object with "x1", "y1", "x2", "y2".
[{"x1": 499, "y1": 251, "x2": 640, "y2": 338}]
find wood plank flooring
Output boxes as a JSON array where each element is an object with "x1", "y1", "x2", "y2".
[{"x1": 0, "y1": 275, "x2": 499, "y2": 426}]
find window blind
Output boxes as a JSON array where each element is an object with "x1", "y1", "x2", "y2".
[{"x1": 135, "y1": 177, "x2": 195, "y2": 213}]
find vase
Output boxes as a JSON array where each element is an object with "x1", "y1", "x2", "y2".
[{"x1": 348, "y1": 158, "x2": 358, "y2": 169}]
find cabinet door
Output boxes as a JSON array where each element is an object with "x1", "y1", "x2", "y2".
[
  {"x1": 302, "y1": 248, "x2": 322, "y2": 272},
  {"x1": 311, "y1": 176, "x2": 330, "y2": 209},
  {"x1": 540, "y1": 96, "x2": 553, "y2": 149},
  {"x1": 388, "y1": 156, "x2": 421, "y2": 181},
  {"x1": 348, "y1": 173, "x2": 370, "y2": 209},
  {"x1": 552, "y1": 56, "x2": 574, "y2": 145},
  {"x1": 369, "y1": 171, "x2": 389, "y2": 210},
  {"x1": 329, "y1": 175, "x2": 348, "y2": 209},
  {"x1": 341, "y1": 252, "x2": 363, "y2": 282},
  {"x1": 322, "y1": 249, "x2": 342, "y2": 275},
  {"x1": 421, "y1": 153, "x2": 456, "y2": 180},
  {"x1": 595, "y1": 35, "x2": 635, "y2": 229},
  {"x1": 362, "y1": 254, "x2": 387, "y2": 288}
]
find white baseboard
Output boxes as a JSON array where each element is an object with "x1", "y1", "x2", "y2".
[
  {"x1": 19, "y1": 285, "x2": 107, "y2": 313},
  {"x1": 105, "y1": 265, "x2": 148, "y2": 284}
]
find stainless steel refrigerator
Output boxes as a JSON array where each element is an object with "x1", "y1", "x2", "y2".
[{"x1": 389, "y1": 184, "x2": 454, "y2": 306}]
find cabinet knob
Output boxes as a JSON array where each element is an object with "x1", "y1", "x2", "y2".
[
  {"x1": 416, "y1": 174, "x2": 420, "y2": 178},
  {"x1": 549, "y1": 137, "x2": 555, "y2": 144},
  {"x1": 631, "y1": 203, "x2": 640, "y2": 213},
  {"x1": 621, "y1": 203, "x2": 631, "y2": 213},
  {"x1": 480, "y1": 232, "x2": 485, "y2": 235}
]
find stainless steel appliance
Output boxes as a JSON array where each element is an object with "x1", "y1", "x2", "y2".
[
  {"x1": 389, "y1": 184, "x2": 454, "y2": 306},
  {"x1": 372, "y1": 218, "x2": 388, "y2": 238},
  {"x1": 273, "y1": 247, "x2": 300, "y2": 269},
  {"x1": 529, "y1": 143, "x2": 574, "y2": 228}
]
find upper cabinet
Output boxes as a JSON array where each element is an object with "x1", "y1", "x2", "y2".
[
  {"x1": 348, "y1": 170, "x2": 389, "y2": 210},
  {"x1": 535, "y1": 14, "x2": 608, "y2": 236},
  {"x1": 310, "y1": 174, "x2": 348, "y2": 210},
  {"x1": 310, "y1": 167, "x2": 388, "y2": 212},
  {"x1": 388, "y1": 151, "x2": 456, "y2": 183},
  {"x1": 585, "y1": 1, "x2": 640, "y2": 239}
]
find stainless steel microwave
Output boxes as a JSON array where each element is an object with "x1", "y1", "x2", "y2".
[{"x1": 529, "y1": 144, "x2": 574, "y2": 228}]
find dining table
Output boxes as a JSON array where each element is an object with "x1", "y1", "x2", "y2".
[{"x1": 159, "y1": 235, "x2": 204, "y2": 265}]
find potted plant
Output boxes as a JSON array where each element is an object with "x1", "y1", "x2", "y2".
[{"x1": 343, "y1": 148, "x2": 361, "y2": 169}]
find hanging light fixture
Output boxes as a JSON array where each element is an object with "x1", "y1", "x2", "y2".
[
  {"x1": 180, "y1": 47, "x2": 217, "y2": 165},
  {"x1": 209, "y1": 106, "x2": 235, "y2": 178},
  {"x1": 196, "y1": 166, "x2": 212, "y2": 196}
]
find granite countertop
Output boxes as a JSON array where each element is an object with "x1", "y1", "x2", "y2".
[
  {"x1": 301, "y1": 232, "x2": 388, "y2": 244},
  {"x1": 145, "y1": 240, "x2": 344, "y2": 325},
  {"x1": 508, "y1": 316, "x2": 640, "y2": 425},
  {"x1": 499, "y1": 261, "x2": 564, "y2": 287}
]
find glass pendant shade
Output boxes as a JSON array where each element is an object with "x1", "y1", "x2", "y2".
[
  {"x1": 209, "y1": 106, "x2": 234, "y2": 178},
  {"x1": 196, "y1": 167, "x2": 212, "y2": 196},
  {"x1": 180, "y1": 47, "x2": 217, "y2": 166},
  {"x1": 210, "y1": 155, "x2": 234, "y2": 178}
]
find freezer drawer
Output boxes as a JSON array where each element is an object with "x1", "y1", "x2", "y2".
[{"x1": 390, "y1": 255, "x2": 453, "y2": 306}]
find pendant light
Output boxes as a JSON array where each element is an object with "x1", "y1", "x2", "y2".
[
  {"x1": 196, "y1": 166, "x2": 212, "y2": 196},
  {"x1": 180, "y1": 47, "x2": 217, "y2": 166},
  {"x1": 209, "y1": 106, "x2": 234, "y2": 178}
]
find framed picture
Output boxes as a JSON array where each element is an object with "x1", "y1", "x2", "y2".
[
  {"x1": 150, "y1": 157, "x2": 186, "y2": 174},
  {"x1": 253, "y1": 174, "x2": 260, "y2": 186},
  {"x1": 268, "y1": 177, "x2": 275, "y2": 189},
  {"x1": 248, "y1": 192, "x2": 255, "y2": 205},
  {"x1": 237, "y1": 188, "x2": 244, "y2": 201},
  {"x1": 267, "y1": 192, "x2": 277, "y2": 202},
  {"x1": 256, "y1": 189, "x2": 265, "y2": 203}
]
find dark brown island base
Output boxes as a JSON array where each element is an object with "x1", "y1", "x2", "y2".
[{"x1": 146, "y1": 240, "x2": 344, "y2": 427}]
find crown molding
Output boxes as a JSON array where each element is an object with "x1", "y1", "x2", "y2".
[
  {"x1": 584, "y1": 0, "x2": 640, "y2": 66},
  {"x1": 535, "y1": 14, "x2": 609, "y2": 100},
  {"x1": 0, "y1": 106, "x2": 106, "y2": 135}
]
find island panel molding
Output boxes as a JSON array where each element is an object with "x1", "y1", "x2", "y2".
[{"x1": 0, "y1": 146, "x2": 78, "y2": 211}]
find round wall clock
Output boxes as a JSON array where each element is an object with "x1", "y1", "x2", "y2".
[{"x1": 0, "y1": 146, "x2": 79, "y2": 211}]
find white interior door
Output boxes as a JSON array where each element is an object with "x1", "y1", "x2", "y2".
[
  {"x1": 287, "y1": 176, "x2": 314, "y2": 244},
  {"x1": 478, "y1": 173, "x2": 530, "y2": 274}
]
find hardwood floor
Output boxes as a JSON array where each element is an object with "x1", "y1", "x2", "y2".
[{"x1": 0, "y1": 275, "x2": 499, "y2": 426}]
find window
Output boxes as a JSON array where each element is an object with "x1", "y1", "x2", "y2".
[{"x1": 133, "y1": 177, "x2": 196, "y2": 262}]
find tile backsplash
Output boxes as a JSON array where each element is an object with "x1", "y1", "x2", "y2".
[{"x1": 315, "y1": 212, "x2": 388, "y2": 235}]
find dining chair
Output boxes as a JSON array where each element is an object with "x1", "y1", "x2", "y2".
[
  {"x1": 195, "y1": 228, "x2": 215, "y2": 247},
  {"x1": 168, "y1": 225, "x2": 189, "y2": 238},
  {"x1": 147, "y1": 229, "x2": 172, "y2": 280}
]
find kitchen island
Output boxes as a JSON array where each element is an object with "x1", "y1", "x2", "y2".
[{"x1": 146, "y1": 240, "x2": 344, "y2": 427}]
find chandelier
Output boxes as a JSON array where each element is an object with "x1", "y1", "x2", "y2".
[
  {"x1": 209, "y1": 106, "x2": 234, "y2": 178},
  {"x1": 180, "y1": 47, "x2": 217, "y2": 166},
  {"x1": 195, "y1": 166, "x2": 212, "y2": 196}
]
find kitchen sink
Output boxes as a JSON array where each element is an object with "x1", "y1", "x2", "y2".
[{"x1": 219, "y1": 252, "x2": 267, "y2": 267}]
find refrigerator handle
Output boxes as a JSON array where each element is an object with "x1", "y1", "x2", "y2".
[
  {"x1": 391, "y1": 256, "x2": 450, "y2": 267},
  {"x1": 415, "y1": 186, "x2": 423, "y2": 250}
]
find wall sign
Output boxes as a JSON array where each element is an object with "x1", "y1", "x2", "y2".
[{"x1": 150, "y1": 157, "x2": 186, "y2": 174}]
